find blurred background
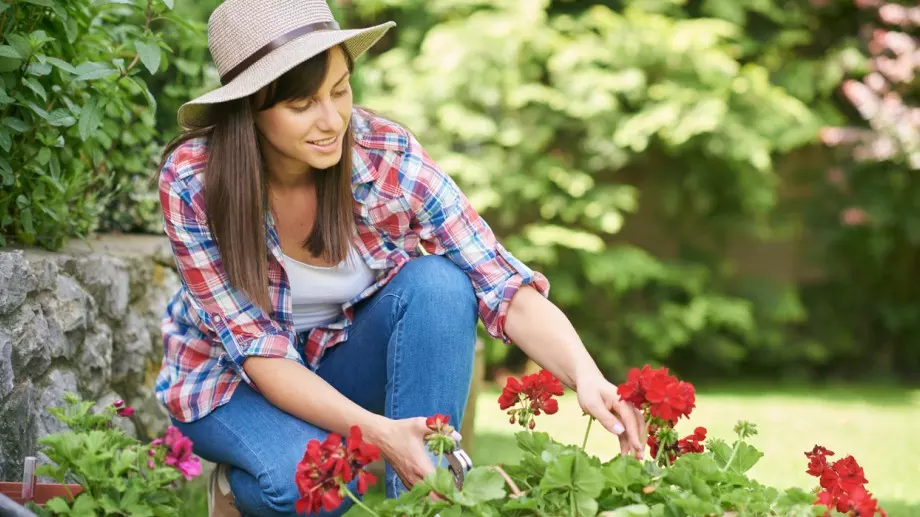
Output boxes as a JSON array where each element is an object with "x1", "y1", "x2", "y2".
[{"x1": 1, "y1": 0, "x2": 918, "y2": 514}]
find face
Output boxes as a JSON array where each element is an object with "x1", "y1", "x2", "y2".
[{"x1": 254, "y1": 46, "x2": 353, "y2": 176}]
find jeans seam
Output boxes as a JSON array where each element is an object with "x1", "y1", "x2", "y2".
[
  {"x1": 209, "y1": 409, "x2": 276, "y2": 511},
  {"x1": 387, "y1": 293, "x2": 406, "y2": 496}
]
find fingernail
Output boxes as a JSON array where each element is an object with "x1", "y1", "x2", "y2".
[
  {"x1": 612, "y1": 423, "x2": 625, "y2": 435},
  {"x1": 451, "y1": 431, "x2": 463, "y2": 442}
]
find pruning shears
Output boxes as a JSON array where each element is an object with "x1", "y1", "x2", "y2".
[{"x1": 445, "y1": 448, "x2": 473, "y2": 490}]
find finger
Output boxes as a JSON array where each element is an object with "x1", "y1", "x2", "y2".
[
  {"x1": 634, "y1": 405, "x2": 648, "y2": 458},
  {"x1": 618, "y1": 432, "x2": 631, "y2": 456},
  {"x1": 583, "y1": 398, "x2": 626, "y2": 438},
  {"x1": 612, "y1": 399, "x2": 643, "y2": 454}
]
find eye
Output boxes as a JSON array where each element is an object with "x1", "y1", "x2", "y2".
[
  {"x1": 289, "y1": 100, "x2": 314, "y2": 112},
  {"x1": 333, "y1": 88, "x2": 349, "y2": 98}
]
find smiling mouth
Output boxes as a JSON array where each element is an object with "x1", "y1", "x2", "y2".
[{"x1": 307, "y1": 135, "x2": 337, "y2": 146}]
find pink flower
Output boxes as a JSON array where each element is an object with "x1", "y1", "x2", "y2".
[
  {"x1": 841, "y1": 207, "x2": 869, "y2": 226},
  {"x1": 158, "y1": 426, "x2": 202, "y2": 480},
  {"x1": 117, "y1": 407, "x2": 135, "y2": 417}
]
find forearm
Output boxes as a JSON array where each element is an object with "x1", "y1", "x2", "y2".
[
  {"x1": 503, "y1": 285, "x2": 603, "y2": 390},
  {"x1": 243, "y1": 356, "x2": 388, "y2": 440}
]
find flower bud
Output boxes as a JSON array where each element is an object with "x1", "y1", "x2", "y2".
[
  {"x1": 113, "y1": 399, "x2": 125, "y2": 408},
  {"x1": 528, "y1": 419, "x2": 536, "y2": 430}
]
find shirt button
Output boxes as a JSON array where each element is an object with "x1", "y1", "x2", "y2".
[{"x1": 213, "y1": 314, "x2": 222, "y2": 323}]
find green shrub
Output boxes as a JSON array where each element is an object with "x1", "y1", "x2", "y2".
[{"x1": 0, "y1": 0, "x2": 180, "y2": 247}]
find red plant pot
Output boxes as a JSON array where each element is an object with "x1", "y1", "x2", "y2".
[{"x1": 0, "y1": 482, "x2": 83, "y2": 507}]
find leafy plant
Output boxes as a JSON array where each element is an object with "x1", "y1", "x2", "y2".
[
  {"x1": 346, "y1": 0, "x2": 845, "y2": 377},
  {"x1": 294, "y1": 367, "x2": 885, "y2": 516},
  {"x1": 0, "y1": 0, "x2": 179, "y2": 248},
  {"x1": 29, "y1": 394, "x2": 201, "y2": 517}
]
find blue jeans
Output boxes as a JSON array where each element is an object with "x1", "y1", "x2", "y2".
[{"x1": 171, "y1": 256, "x2": 478, "y2": 516}]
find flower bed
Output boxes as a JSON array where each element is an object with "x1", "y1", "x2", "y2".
[
  {"x1": 19, "y1": 367, "x2": 886, "y2": 516},
  {"x1": 295, "y1": 366, "x2": 886, "y2": 517}
]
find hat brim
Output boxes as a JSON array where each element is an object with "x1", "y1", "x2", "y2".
[{"x1": 177, "y1": 21, "x2": 395, "y2": 129}]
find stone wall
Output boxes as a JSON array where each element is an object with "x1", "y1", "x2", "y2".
[{"x1": 0, "y1": 235, "x2": 179, "y2": 481}]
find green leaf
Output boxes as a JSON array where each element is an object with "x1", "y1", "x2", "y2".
[
  {"x1": 573, "y1": 491, "x2": 598, "y2": 517},
  {"x1": 27, "y1": 61, "x2": 52, "y2": 76},
  {"x1": 45, "y1": 56, "x2": 78, "y2": 74},
  {"x1": 541, "y1": 454, "x2": 575, "y2": 490},
  {"x1": 3, "y1": 117, "x2": 29, "y2": 132},
  {"x1": 572, "y1": 454, "x2": 605, "y2": 498},
  {"x1": 602, "y1": 456, "x2": 645, "y2": 489},
  {"x1": 22, "y1": 77, "x2": 47, "y2": 101},
  {"x1": 7, "y1": 34, "x2": 31, "y2": 60},
  {"x1": 0, "y1": 88, "x2": 13, "y2": 106},
  {"x1": 78, "y1": 97, "x2": 103, "y2": 141},
  {"x1": 458, "y1": 467, "x2": 505, "y2": 505},
  {"x1": 74, "y1": 61, "x2": 118, "y2": 81},
  {"x1": 162, "y1": 0, "x2": 174, "y2": 9},
  {"x1": 0, "y1": 45, "x2": 21, "y2": 59},
  {"x1": 37, "y1": 147, "x2": 51, "y2": 165},
  {"x1": 48, "y1": 109, "x2": 77, "y2": 127},
  {"x1": 159, "y1": 13, "x2": 201, "y2": 34},
  {"x1": 70, "y1": 493, "x2": 98, "y2": 517},
  {"x1": 731, "y1": 442, "x2": 764, "y2": 474},
  {"x1": 44, "y1": 497, "x2": 72, "y2": 514},
  {"x1": 604, "y1": 504, "x2": 651, "y2": 516},
  {"x1": 0, "y1": 156, "x2": 12, "y2": 186},
  {"x1": 131, "y1": 77, "x2": 157, "y2": 112},
  {"x1": 135, "y1": 39, "x2": 162, "y2": 75},
  {"x1": 0, "y1": 129, "x2": 11, "y2": 153},
  {"x1": 97, "y1": 494, "x2": 120, "y2": 515},
  {"x1": 423, "y1": 468, "x2": 460, "y2": 500},
  {"x1": 22, "y1": 0, "x2": 53, "y2": 6},
  {"x1": 21, "y1": 207, "x2": 34, "y2": 234}
]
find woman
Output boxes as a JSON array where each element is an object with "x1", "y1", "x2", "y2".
[{"x1": 154, "y1": 0, "x2": 644, "y2": 516}]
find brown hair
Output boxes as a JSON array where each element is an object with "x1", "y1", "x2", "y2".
[{"x1": 157, "y1": 48, "x2": 355, "y2": 311}]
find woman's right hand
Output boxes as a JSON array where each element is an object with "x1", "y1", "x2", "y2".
[{"x1": 368, "y1": 417, "x2": 438, "y2": 490}]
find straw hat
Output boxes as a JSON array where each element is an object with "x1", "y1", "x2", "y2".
[{"x1": 177, "y1": 0, "x2": 395, "y2": 128}]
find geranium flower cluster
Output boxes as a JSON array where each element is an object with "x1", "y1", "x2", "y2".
[
  {"x1": 805, "y1": 446, "x2": 886, "y2": 517},
  {"x1": 648, "y1": 426, "x2": 707, "y2": 463},
  {"x1": 150, "y1": 426, "x2": 202, "y2": 481},
  {"x1": 617, "y1": 365, "x2": 703, "y2": 465},
  {"x1": 295, "y1": 426, "x2": 380, "y2": 515},
  {"x1": 498, "y1": 369, "x2": 565, "y2": 429},
  {"x1": 424, "y1": 413, "x2": 459, "y2": 459}
]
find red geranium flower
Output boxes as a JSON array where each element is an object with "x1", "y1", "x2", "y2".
[
  {"x1": 499, "y1": 369, "x2": 565, "y2": 430},
  {"x1": 806, "y1": 447, "x2": 885, "y2": 517},
  {"x1": 295, "y1": 426, "x2": 380, "y2": 515},
  {"x1": 426, "y1": 414, "x2": 451, "y2": 433},
  {"x1": 645, "y1": 377, "x2": 694, "y2": 424}
]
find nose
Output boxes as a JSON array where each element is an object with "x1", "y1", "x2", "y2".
[{"x1": 314, "y1": 97, "x2": 343, "y2": 134}]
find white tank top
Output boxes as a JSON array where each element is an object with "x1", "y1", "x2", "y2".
[{"x1": 282, "y1": 248, "x2": 376, "y2": 333}]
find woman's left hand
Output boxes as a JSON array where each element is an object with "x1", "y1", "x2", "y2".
[{"x1": 575, "y1": 374, "x2": 646, "y2": 459}]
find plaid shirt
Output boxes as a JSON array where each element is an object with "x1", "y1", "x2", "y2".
[{"x1": 155, "y1": 108, "x2": 550, "y2": 422}]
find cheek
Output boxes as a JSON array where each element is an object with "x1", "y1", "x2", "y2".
[{"x1": 261, "y1": 111, "x2": 314, "y2": 148}]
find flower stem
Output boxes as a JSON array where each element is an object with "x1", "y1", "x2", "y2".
[
  {"x1": 342, "y1": 484, "x2": 380, "y2": 517},
  {"x1": 581, "y1": 416, "x2": 594, "y2": 451},
  {"x1": 720, "y1": 440, "x2": 741, "y2": 473}
]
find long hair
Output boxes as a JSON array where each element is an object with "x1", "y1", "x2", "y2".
[{"x1": 156, "y1": 48, "x2": 355, "y2": 312}]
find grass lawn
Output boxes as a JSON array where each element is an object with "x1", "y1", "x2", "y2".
[{"x1": 182, "y1": 382, "x2": 920, "y2": 516}]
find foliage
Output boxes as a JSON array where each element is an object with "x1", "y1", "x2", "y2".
[
  {"x1": 0, "y1": 0, "x2": 184, "y2": 247},
  {"x1": 29, "y1": 393, "x2": 201, "y2": 517},
  {"x1": 299, "y1": 368, "x2": 885, "y2": 516},
  {"x1": 800, "y1": 0, "x2": 920, "y2": 377},
  {"x1": 347, "y1": 0, "x2": 845, "y2": 376}
]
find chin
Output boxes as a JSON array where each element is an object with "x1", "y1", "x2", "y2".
[{"x1": 305, "y1": 150, "x2": 343, "y2": 170}]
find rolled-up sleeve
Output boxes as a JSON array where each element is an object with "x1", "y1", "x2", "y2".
[
  {"x1": 158, "y1": 156, "x2": 303, "y2": 387},
  {"x1": 399, "y1": 135, "x2": 551, "y2": 343}
]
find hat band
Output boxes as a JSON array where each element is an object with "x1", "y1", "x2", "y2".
[{"x1": 220, "y1": 20, "x2": 340, "y2": 85}]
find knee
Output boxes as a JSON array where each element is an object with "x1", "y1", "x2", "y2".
[{"x1": 400, "y1": 255, "x2": 476, "y2": 313}]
